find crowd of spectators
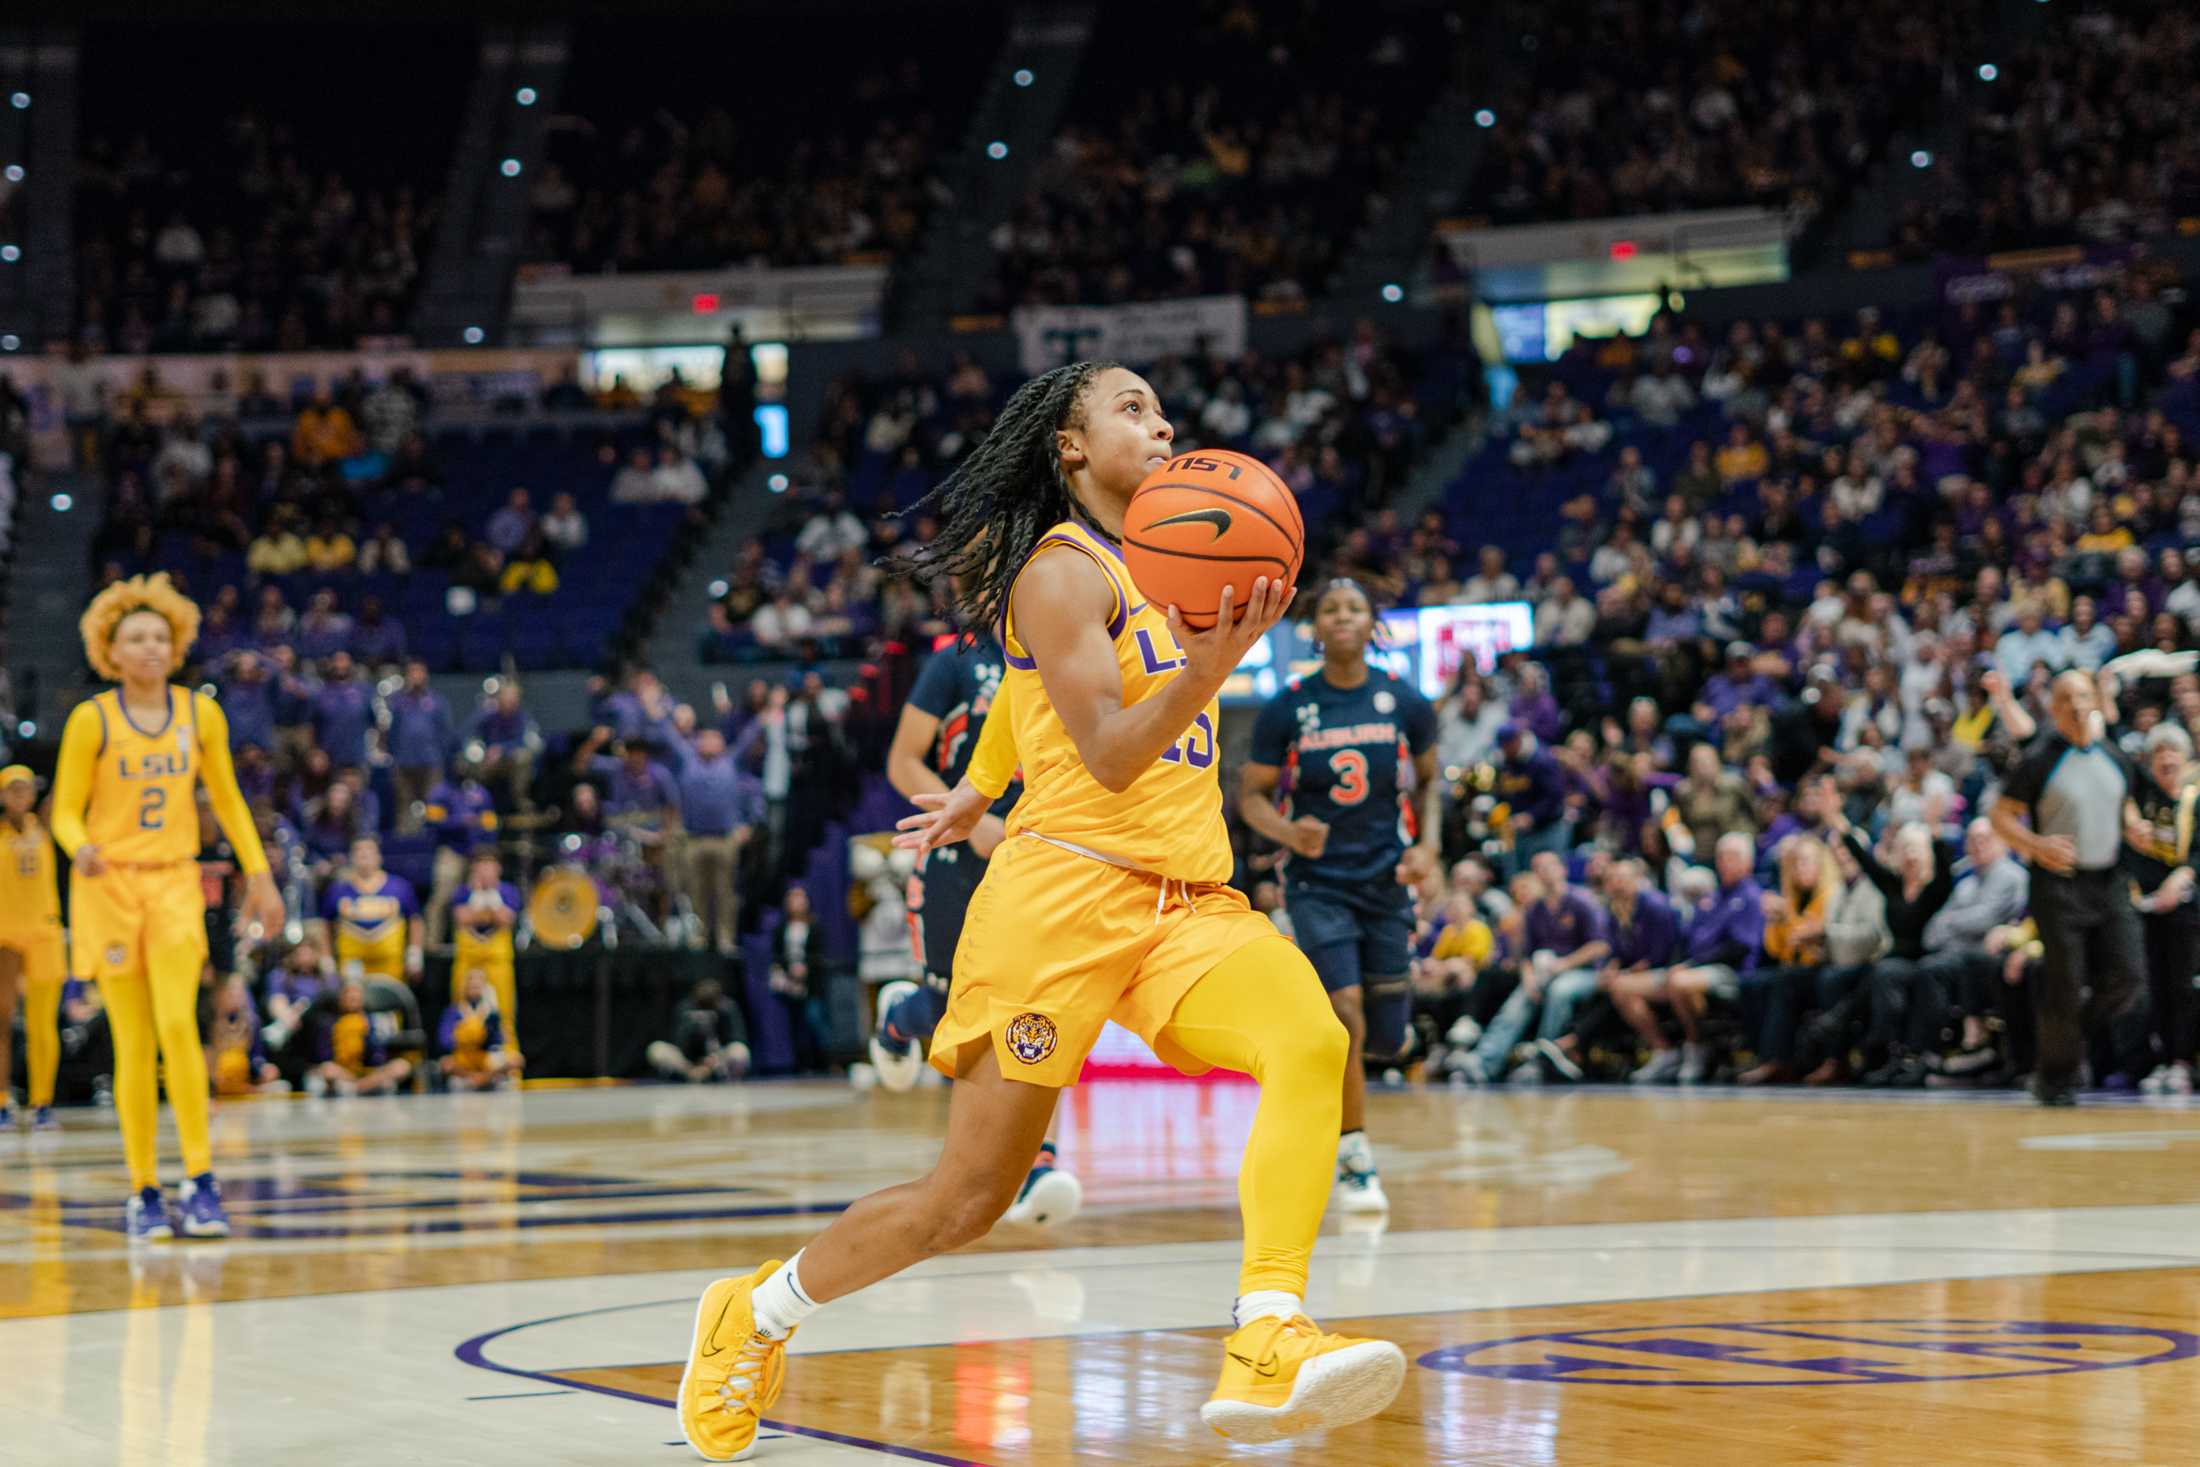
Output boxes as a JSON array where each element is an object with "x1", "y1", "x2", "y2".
[
  {"x1": 66, "y1": 24, "x2": 471, "y2": 352},
  {"x1": 1281, "y1": 256, "x2": 2200, "y2": 1098},
  {"x1": 74, "y1": 119, "x2": 441, "y2": 353},
  {"x1": 983, "y1": 1, "x2": 1452, "y2": 310},
  {"x1": 528, "y1": 21, "x2": 987, "y2": 275},
  {"x1": 1458, "y1": 0, "x2": 1991, "y2": 230},
  {"x1": 1889, "y1": 1, "x2": 2200, "y2": 257}
]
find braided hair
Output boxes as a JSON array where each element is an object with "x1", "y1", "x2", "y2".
[{"x1": 885, "y1": 359, "x2": 1122, "y2": 636}]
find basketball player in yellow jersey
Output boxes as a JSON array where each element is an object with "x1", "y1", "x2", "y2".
[
  {"x1": 677, "y1": 363, "x2": 1405, "y2": 1461},
  {"x1": 51, "y1": 574, "x2": 284, "y2": 1242},
  {"x1": 0, "y1": 765, "x2": 66, "y2": 1136}
]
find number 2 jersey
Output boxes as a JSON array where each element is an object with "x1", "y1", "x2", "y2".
[
  {"x1": 52, "y1": 684, "x2": 269, "y2": 874},
  {"x1": 1249, "y1": 668, "x2": 1436, "y2": 892},
  {"x1": 999, "y1": 518, "x2": 1232, "y2": 883}
]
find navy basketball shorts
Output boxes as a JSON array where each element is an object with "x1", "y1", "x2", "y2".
[{"x1": 1285, "y1": 882, "x2": 1413, "y2": 994}]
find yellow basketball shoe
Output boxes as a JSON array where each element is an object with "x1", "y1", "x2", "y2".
[
  {"x1": 1200, "y1": 1313, "x2": 1406, "y2": 1443},
  {"x1": 677, "y1": 1261, "x2": 794, "y2": 1462}
]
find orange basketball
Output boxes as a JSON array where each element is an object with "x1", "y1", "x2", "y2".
[{"x1": 1122, "y1": 450, "x2": 1303, "y2": 630}]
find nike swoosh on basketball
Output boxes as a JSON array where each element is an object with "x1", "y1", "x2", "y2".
[
  {"x1": 1149, "y1": 507, "x2": 1234, "y2": 539},
  {"x1": 1228, "y1": 1350, "x2": 1282, "y2": 1377}
]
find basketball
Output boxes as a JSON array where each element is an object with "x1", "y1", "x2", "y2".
[{"x1": 1122, "y1": 450, "x2": 1304, "y2": 630}]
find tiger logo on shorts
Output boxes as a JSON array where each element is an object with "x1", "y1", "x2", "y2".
[{"x1": 1004, "y1": 1011, "x2": 1058, "y2": 1066}]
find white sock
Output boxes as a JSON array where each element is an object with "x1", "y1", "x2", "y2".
[
  {"x1": 750, "y1": 1250, "x2": 823, "y2": 1339},
  {"x1": 1336, "y1": 1128, "x2": 1375, "y2": 1173},
  {"x1": 1233, "y1": 1290, "x2": 1301, "y2": 1329}
]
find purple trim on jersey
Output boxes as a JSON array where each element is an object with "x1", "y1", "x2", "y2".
[
  {"x1": 115, "y1": 687, "x2": 178, "y2": 739},
  {"x1": 1033, "y1": 531, "x2": 1131, "y2": 639}
]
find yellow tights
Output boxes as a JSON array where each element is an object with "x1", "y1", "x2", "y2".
[
  {"x1": 23, "y1": 979, "x2": 60, "y2": 1109},
  {"x1": 100, "y1": 950, "x2": 213, "y2": 1189},
  {"x1": 1156, "y1": 935, "x2": 1348, "y2": 1296}
]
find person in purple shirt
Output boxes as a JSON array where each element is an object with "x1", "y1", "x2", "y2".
[
  {"x1": 1494, "y1": 724, "x2": 1570, "y2": 870},
  {"x1": 1612, "y1": 833, "x2": 1766, "y2": 1084},
  {"x1": 351, "y1": 595, "x2": 407, "y2": 668},
  {"x1": 381, "y1": 659, "x2": 453, "y2": 830},
  {"x1": 1643, "y1": 581, "x2": 1703, "y2": 644},
  {"x1": 467, "y1": 681, "x2": 542, "y2": 812},
  {"x1": 485, "y1": 487, "x2": 534, "y2": 557},
  {"x1": 1693, "y1": 642, "x2": 1781, "y2": 724},
  {"x1": 218, "y1": 650, "x2": 278, "y2": 752},
  {"x1": 311, "y1": 650, "x2": 374, "y2": 769},
  {"x1": 196, "y1": 602, "x2": 244, "y2": 665},
  {"x1": 421, "y1": 768, "x2": 500, "y2": 944},
  {"x1": 594, "y1": 668, "x2": 677, "y2": 748},
  {"x1": 669, "y1": 727, "x2": 766, "y2": 951},
  {"x1": 295, "y1": 589, "x2": 355, "y2": 662},
  {"x1": 1460, "y1": 849, "x2": 1613, "y2": 1083}
]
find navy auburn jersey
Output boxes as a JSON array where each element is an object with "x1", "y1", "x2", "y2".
[
  {"x1": 1249, "y1": 668, "x2": 1436, "y2": 889},
  {"x1": 907, "y1": 637, "x2": 1018, "y2": 818}
]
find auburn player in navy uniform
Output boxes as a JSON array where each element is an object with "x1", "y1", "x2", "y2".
[
  {"x1": 877, "y1": 634, "x2": 1081, "y2": 1226},
  {"x1": 1241, "y1": 580, "x2": 1440, "y2": 1214}
]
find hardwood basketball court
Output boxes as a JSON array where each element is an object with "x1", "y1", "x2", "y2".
[{"x1": 2, "y1": 1081, "x2": 2196, "y2": 1464}]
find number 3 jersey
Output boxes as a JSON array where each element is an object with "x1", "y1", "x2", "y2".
[
  {"x1": 999, "y1": 518, "x2": 1232, "y2": 883},
  {"x1": 1250, "y1": 668, "x2": 1436, "y2": 892}
]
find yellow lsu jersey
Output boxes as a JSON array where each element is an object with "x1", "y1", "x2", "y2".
[
  {"x1": 64, "y1": 686, "x2": 206, "y2": 866},
  {"x1": 0, "y1": 813, "x2": 61, "y2": 933},
  {"x1": 1000, "y1": 519, "x2": 1231, "y2": 883}
]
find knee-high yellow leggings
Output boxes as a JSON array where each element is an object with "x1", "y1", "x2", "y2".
[
  {"x1": 100, "y1": 946, "x2": 213, "y2": 1189},
  {"x1": 1155, "y1": 934, "x2": 1348, "y2": 1296}
]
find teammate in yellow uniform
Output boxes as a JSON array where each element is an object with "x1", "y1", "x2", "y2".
[
  {"x1": 0, "y1": 765, "x2": 66, "y2": 1136},
  {"x1": 677, "y1": 362, "x2": 1405, "y2": 1460},
  {"x1": 51, "y1": 574, "x2": 284, "y2": 1241}
]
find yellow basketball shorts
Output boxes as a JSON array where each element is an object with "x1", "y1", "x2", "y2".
[
  {"x1": 0, "y1": 920, "x2": 66, "y2": 988},
  {"x1": 930, "y1": 835, "x2": 1278, "y2": 1087},
  {"x1": 70, "y1": 863, "x2": 207, "y2": 982}
]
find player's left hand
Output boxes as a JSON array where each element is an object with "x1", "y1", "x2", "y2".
[
  {"x1": 241, "y1": 873, "x2": 286, "y2": 941},
  {"x1": 895, "y1": 779, "x2": 991, "y2": 853},
  {"x1": 1395, "y1": 844, "x2": 1438, "y2": 888}
]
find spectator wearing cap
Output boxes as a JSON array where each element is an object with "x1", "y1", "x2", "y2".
[{"x1": 1493, "y1": 723, "x2": 1569, "y2": 871}]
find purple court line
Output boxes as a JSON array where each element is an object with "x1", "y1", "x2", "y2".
[{"x1": 453, "y1": 1300, "x2": 992, "y2": 1467}]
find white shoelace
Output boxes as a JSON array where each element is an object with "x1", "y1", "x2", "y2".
[{"x1": 715, "y1": 1335, "x2": 775, "y2": 1413}]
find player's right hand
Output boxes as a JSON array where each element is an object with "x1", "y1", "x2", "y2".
[
  {"x1": 1167, "y1": 577, "x2": 1295, "y2": 689},
  {"x1": 74, "y1": 843, "x2": 107, "y2": 876},
  {"x1": 1288, "y1": 815, "x2": 1330, "y2": 859}
]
